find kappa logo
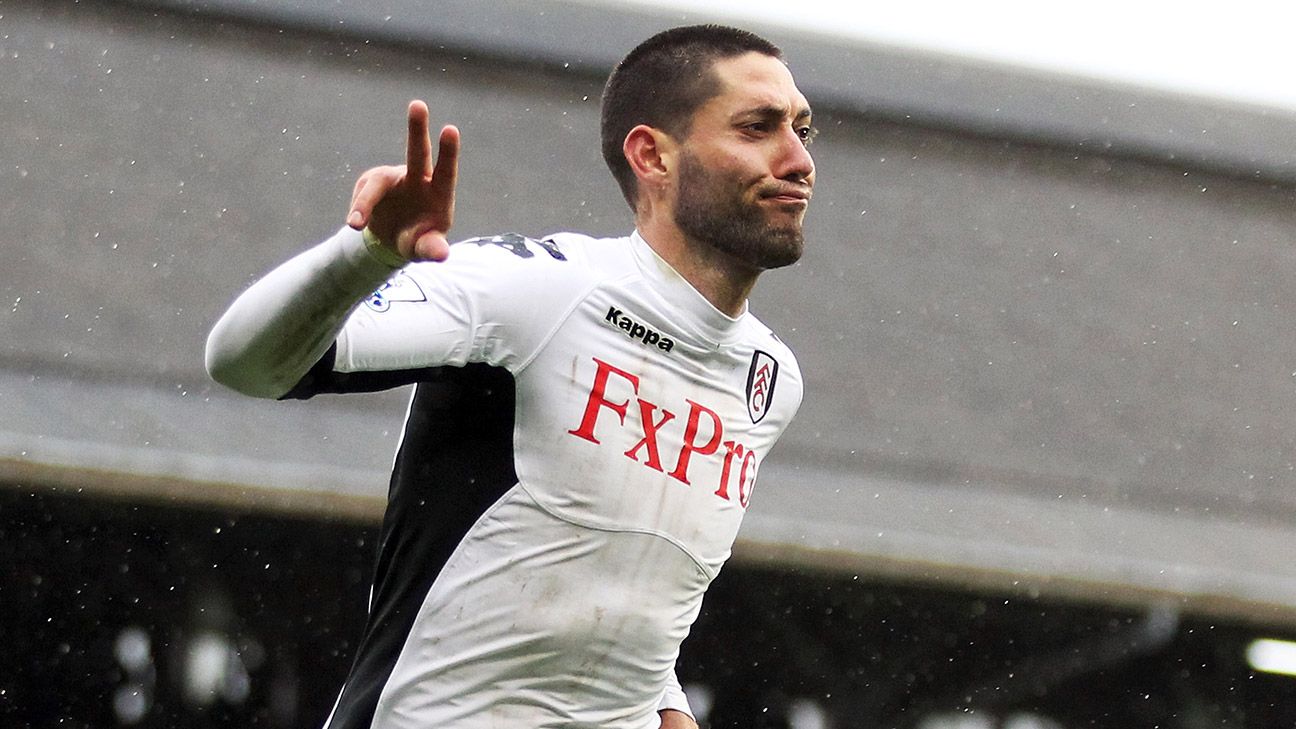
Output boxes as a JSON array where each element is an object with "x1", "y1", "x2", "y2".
[
  {"x1": 603, "y1": 306, "x2": 675, "y2": 353},
  {"x1": 745, "y1": 350, "x2": 779, "y2": 424},
  {"x1": 364, "y1": 272, "x2": 427, "y2": 312}
]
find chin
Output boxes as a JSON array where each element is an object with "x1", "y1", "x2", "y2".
[
  {"x1": 758, "y1": 244, "x2": 803, "y2": 270},
  {"x1": 744, "y1": 228, "x2": 804, "y2": 270}
]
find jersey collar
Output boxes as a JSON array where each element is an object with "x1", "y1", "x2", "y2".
[{"x1": 629, "y1": 230, "x2": 749, "y2": 347}]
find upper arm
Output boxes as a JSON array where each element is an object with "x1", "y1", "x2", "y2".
[{"x1": 330, "y1": 233, "x2": 590, "y2": 378}]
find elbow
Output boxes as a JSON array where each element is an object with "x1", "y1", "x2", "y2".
[{"x1": 204, "y1": 325, "x2": 292, "y2": 400}]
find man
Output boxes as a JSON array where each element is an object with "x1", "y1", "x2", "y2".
[{"x1": 206, "y1": 23, "x2": 813, "y2": 729}]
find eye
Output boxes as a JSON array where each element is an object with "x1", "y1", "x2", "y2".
[{"x1": 797, "y1": 125, "x2": 818, "y2": 146}]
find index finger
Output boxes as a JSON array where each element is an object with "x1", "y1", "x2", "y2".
[{"x1": 405, "y1": 100, "x2": 432, "y2": 180}]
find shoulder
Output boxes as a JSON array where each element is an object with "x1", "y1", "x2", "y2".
[
  {"x1": 402, "y1": 231, "x2": 630, "y2": 282},
  {"x1": 743, "y1": 312, "x2": 801, "y2": 368},
  {"x1": 451, "y1": 232, "x2": 576, "y2": 265},
  {"x1": 394, "y1": 230, "x2": 636, "y2": 320}
]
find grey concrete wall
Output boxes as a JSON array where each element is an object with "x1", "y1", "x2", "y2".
[{"x1": 4, "y1": 0, "x2": 1296, "y2": 623}]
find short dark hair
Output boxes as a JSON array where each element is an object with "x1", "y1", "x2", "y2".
[{"x1": 600, "y1": 25, "x2": 784, "y2": 210}]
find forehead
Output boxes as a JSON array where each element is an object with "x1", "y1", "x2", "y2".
[{"x1": 702, "y1": 52, "x2": 810, "y2": 118}]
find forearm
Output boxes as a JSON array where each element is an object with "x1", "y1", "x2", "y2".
[{"x1": 205, "y1": 227, "x2": 401, "y2": 398}]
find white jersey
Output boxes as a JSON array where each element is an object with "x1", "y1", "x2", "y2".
[{"x1": 209, "y1": 227, "x2": 802, "y2": 728}]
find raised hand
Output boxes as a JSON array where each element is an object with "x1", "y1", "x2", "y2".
[{"x1": 347, "y1": 100, "x2": 460, "y2": 262}]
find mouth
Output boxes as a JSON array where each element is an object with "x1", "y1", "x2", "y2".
[
  {"x1": 761, "y1": 193, "x2": 810, "y2": 211},
  {"x1": 760, "y1": 185, "x2": 812, "y2": 206}
]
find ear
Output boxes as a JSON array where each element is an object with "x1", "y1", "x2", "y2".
[{"x1": 623, "y1": 124, "x2": 676, "y2": 196}]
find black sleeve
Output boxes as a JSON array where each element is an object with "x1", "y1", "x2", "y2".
[{"x1": 278, "y1": 343, "x2": 448, "y2": 400}]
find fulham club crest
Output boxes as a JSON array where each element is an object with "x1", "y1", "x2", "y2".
[{"x1": 745, "y1": 350, "x2": 779, "y2": 424}]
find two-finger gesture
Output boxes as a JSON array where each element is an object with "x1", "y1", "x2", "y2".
[{"x1": 347, "y1": 100, "x2": 460, "y2": 262}]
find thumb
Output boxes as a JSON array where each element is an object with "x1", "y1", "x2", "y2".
[{"x1": 412, "y1": 230, "x2": 451, "y2": 262}]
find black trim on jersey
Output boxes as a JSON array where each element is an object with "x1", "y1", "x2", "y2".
[
  {"x1": 279, "y1": 344, "x2": 447, "y2": 399},
  {"x1": 286, "y1": 357, "x2": 519, "y2": 729}
]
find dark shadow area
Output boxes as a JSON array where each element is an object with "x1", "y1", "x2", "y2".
[{"x1": 4, "y1": 487, "x2": 1293, "y2": 728}]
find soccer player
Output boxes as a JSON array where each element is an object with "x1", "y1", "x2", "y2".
[{"x1": 206, "y1": 24, "x2": 813, "y2": 729}]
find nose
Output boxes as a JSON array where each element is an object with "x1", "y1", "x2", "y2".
[{"x1": 776, "y1": 126, "x2": 815, "y2": 185}]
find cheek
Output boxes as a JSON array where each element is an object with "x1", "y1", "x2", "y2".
[
  {"x1": 681, "y1": 147, "x2": 763, "y2": 197},
  {"x1": 699, "y1": 145, "x2": 761, "y2": 178},
  {"x1": 716, "y1": 157, "x2": 766, "y2": 193}
]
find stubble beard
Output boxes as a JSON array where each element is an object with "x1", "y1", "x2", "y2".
[{"x1": 673, "y1": 152, "x2": 805, "y2": 271}]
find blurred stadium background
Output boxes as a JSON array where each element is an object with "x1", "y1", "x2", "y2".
[{"x1": 3, "y1": 0, "x2": 1295, "y2": 726}]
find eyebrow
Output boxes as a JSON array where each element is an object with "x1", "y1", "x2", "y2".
[{"x1": 736, "y1": 104, "x2": 814, "y2": 123}]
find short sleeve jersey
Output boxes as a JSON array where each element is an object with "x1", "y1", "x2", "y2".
[{"x1": 305, "y1": 228, "x2": 803, "y2": 729}]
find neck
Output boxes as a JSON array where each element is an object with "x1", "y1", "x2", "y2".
[{"x1": 636, "y1": 213, "x2": 758, "y2": 318}]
